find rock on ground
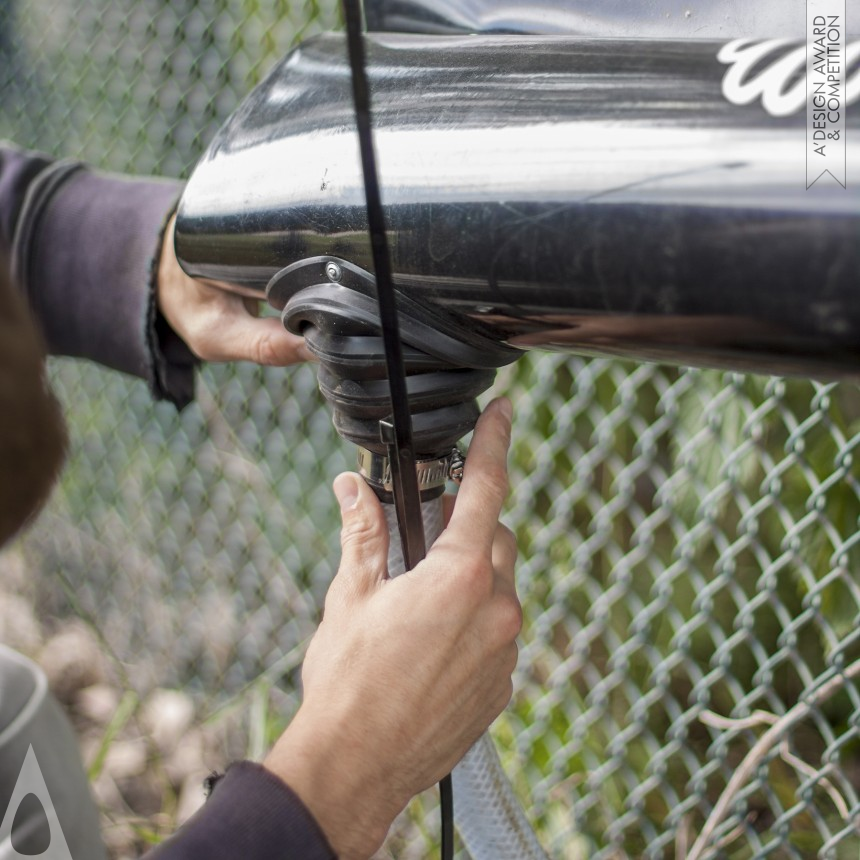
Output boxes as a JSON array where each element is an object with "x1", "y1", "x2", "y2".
[{"x1": 39, "y1": 621, "x2": 108, "y2": 703}]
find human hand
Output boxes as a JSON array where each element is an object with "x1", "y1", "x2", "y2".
[
  {"x1": 264, "y1": 397, "x2": 521, "y2": 859},
  {"x1": 156, "y1": 215, "x2": 313, "y2": 365}
]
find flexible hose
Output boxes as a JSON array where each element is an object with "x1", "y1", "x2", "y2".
[
  {"x1": 382, "y1": 499, "x2": 549, "y2": 860},
  {"x1": 452, "y1": 735, "x2": 549, "y2": 860},
  {"x1": 382, "y1": 500, "x2": 443, "y2": 577}
]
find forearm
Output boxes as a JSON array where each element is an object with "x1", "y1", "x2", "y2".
[
  {"x1": 145, "y1": 762, "x2": 335, "y2": 860},
  {"x1": 0, "y1": 144, "x2": 194, "y2": 407}
]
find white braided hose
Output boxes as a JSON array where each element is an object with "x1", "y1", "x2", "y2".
[{"x1": 383, "y1": 500, "x2": 548, "y2": 860}]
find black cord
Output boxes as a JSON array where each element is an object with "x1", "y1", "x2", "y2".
[
  {"x1": 339, "y1": 0, "x2": 425, "y2": 568},
  {"x1": 440, "y1": 773, "x2": 454, "y2": 857},
  {"x1": 339, "y1": 2, "x2": 454, "y2": 857}
]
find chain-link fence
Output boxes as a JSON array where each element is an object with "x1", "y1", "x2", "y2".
[{"x1": 1, "y1": 2, "x2": 859, "y2": 858}]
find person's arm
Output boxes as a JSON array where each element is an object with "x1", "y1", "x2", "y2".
[
  {"x1": 146, "y1": 762, "x2": 337, "y2": 859},
  {"x1": 148, "y1": 399, "x2": 519, "y2": 859},
  {"x1": 0, "y1": 144, "x2": 310, "y2": 408},
  {"x1": 0, "y1": 143, "x2": 193, "y2": 405}
]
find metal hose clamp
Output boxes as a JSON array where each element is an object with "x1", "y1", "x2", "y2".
[{"x1": 357, "y1": 446, "x2": 465, "y2": 495}]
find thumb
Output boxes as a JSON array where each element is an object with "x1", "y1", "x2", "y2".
[{"x1": 333, "y1": 473, "x2": 389, "y2": 594}]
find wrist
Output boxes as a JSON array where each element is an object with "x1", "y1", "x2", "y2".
[{"x1": 264, "y1": 707, "x2": 404, "y2": 859}]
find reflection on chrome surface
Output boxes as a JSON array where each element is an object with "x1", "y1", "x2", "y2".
[{"x1": 177, "y1": 33, "x2": 860, "y2": 380}]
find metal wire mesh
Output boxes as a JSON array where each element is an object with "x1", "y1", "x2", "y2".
[{"x1": 1, "y1": 2, "x2": 859, "y2": 858}]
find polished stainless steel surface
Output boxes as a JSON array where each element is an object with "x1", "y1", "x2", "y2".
[
  {"x1": 176, "y1": 33, "x2": 860, "y2": 380},
  {"x1": 364, "y1": 0, "x2": 807, "y2": 38}
]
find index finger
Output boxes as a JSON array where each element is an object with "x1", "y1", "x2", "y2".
[{"x1": 444, "y1": 397, "x2": 513, "y2": 550}]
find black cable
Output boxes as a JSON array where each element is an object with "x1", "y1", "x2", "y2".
[
  {"x1": 339, "y1": 2, "x2": 454, "y2": 858},
  {"x1": 440, "y1": 773, "x2": 454, "y2": 857},
  {"x1": 340, "y1": 0, "x2": 424, "y2": 567}
]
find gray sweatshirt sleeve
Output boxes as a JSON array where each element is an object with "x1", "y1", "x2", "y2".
[{"x1": 0, "y1": 143, "x2": 196, "y2": 407}]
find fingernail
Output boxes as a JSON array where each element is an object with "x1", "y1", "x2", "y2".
[
  {"x1": 497, "y1": 397, "x2": 513, "y2": 422},
  {"x1": 333, "y1": 473, "x2": 360, "y2": 512}
]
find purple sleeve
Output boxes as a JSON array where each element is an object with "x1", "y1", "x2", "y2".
[
  {"x1": 146, "y1": 762, "x2": 337, "y2": 860},
  {"x1": 0, "y1": 144, "x2": 195, "y2": 407}
]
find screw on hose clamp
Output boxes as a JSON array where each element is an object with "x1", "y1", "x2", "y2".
[
  {"x1": 448, "y1": 447, "x2": 465, "y2": 485},
  {"x1": 357, "y1": 447, "x2": 465, "y2": 494}
]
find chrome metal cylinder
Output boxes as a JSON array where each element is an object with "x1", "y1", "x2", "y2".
[{"x1": 177, "y1": 32, "x2": 860, "y2": 381}]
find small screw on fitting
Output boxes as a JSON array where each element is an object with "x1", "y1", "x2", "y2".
[
  {"x1": 448, "y1": 448, "x2": 465, "y2": 485},
  {"x1": 325, "y1": 261, "x2": 343, "y2": 283}
]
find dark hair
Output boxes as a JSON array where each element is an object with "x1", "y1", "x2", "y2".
[{"x1": 0, "y1": 259, "x2": 67, "y2": 545}]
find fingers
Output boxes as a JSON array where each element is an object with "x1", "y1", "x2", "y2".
[
  {"x1": 242, "y1": 297, "x2": 261, "y2": 317},
  {"x1": 491, "y1": 523, "x2": 518, "y2": 592},
  {"x1": 441, "y1": 493, "x2": 456, "y2": 527},
  {"x1": 333, "y1": 473, "x2": 389, "y2": 595},
  {"x1": 205, "y1": 305, "x2": 314, "y2": 365},
  {"x1": 158, "y1": 218, "x2": 314, "y2": 366},
  {"x1": 444, "y1": 397, "x2": 512, "y2": 550},
  {"x1": 441, "y1": 491, "x2": 517, "y2": 594}
]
